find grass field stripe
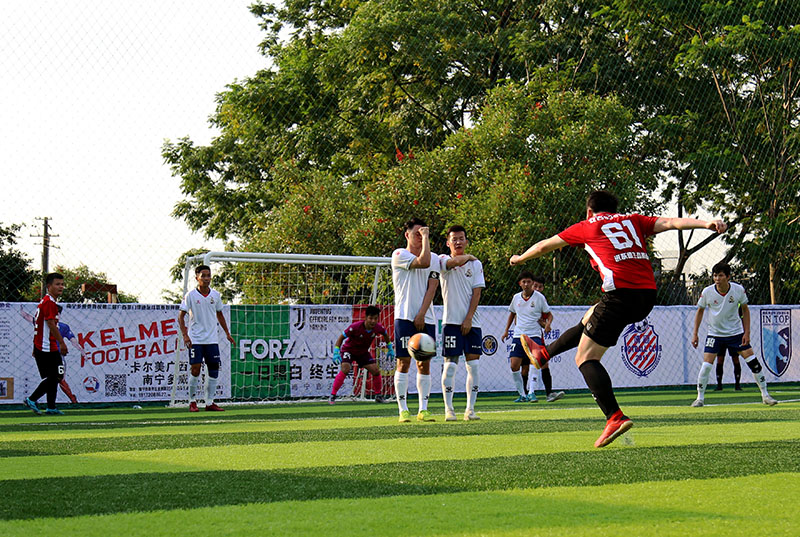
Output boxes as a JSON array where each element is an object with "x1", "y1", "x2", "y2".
[
  {"x1": 0, "y1": 472, "x2": 796, "y2": 537},
  {"x1": 3, "y1": 419, "x2": 799, "y2": 481},
  {"x1": 2, "y1": 400, "x2": 797, "y2": 441}
]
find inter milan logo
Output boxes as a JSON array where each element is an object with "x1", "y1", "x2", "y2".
[
  {"x1": 619, "y1": 318, "x2": 662, "y2": 377},
  {"x1": 761, "y1": 309, "x2": 791, "y2": 376},
  {"x1": 481, "y1": 335, "x2": 498, "y2": 356}
]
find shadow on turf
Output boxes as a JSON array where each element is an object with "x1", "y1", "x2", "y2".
[
  {"x1": 1, "y1": 440, "x2": 798, "y2": 521},
  {"x1": 3, "y1": 409, "x2": 798, "y2": 458}
]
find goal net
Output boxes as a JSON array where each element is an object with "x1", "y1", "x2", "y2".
[{"x1": 170, "y1": 252, "x2": 395, "y2": 405}]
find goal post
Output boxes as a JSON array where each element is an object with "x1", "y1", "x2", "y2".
[{"x1": 169, "y1": 251, "x2": 395, "y2": 406}]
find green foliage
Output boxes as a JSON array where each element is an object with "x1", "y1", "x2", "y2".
[
  {"x1": 54, "y1": 264, "x2": 138, "y2": 304},
  {"x1": 166, "y1": 0, "x2": 800, "y2": 305},
  {"x1": 0, "y1": 223, "x2": 37, "y2": 302}
]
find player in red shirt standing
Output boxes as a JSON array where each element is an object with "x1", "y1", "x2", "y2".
[
  {"x1": 330, "y1": 305, "x2": 394, "y2": 404},
  {"x1": 510, "y1": 191, "x2": 726, "y2": 447},
  {"x1": 24, "y1": 272, "x2": 69, "y2": 415}
]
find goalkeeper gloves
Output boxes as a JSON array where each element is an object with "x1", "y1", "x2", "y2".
[
  {"x1": 386, "y1": 342, "x2": 395, "y2": 360},
  {"x1": 332, "y1": 347, "x2": 341, "y2": 365}
]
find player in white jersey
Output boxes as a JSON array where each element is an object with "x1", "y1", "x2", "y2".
[
  {"x1": 178, "y1": 265, "x2": 235, "y2": 412},
  {"x1": 391, "y1": 217, "x2": 440, "y2": 423},
  {"x1": 690, "y1": 262, "x2": 776, "y2": 407},
  {"x1": 502, "y1": 271, "x2": 552, "y2": 402},
  {"x1": 439, "y1": 225, "x2": 485, "y2": 421},
  {"x1": 531, "y1": 276, "x2": 565, "y2": 402}
]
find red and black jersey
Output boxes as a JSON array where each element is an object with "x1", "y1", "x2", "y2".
[
  {"x1": 558, "y1": 213, "x2": 658, "y2": 291},
  {"x1": 34, "y1": 294, "x2": 59, "y2": 351}
]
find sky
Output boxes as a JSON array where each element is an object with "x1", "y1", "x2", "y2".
[
  {"x1": 1, "y1": 1, "x2": 267, "y2": 302},
  {"x1": 1, "y1": 1, "x2": 723, "y2": 304}
]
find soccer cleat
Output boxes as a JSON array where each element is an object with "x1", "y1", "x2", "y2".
[
  {"x1": 527, "y1": 393, "x2": 538, "y2": 403},
  {"x1": 445, "y1": 409, "x2": 457, "y2": 421},
  {"x1": 24, "y1": 397, "x2": 41, "y2": 415},
  {"x1": 205, "y1": 403, "x2": 225, "y2": 411},
  {"x1": 594, "y1": 411, "x2": 632, "y2": 448},
  {"x1": 762, "y1": 395, "x2": 778, "y2": 406},
  {"x1": 464, "y1": 410, "x2": 480, "y2": 421},
  {"x1": 546, "y1": 391, "x2": 565, "y2": 403},
  {"x1": 735, "y1": 385, "x2": 743, "y2": 391},
  {"x1": 189, "y1": 401, "x2": 199, "y2": 412},
  {"x1": 374, "y1": 394, "x2": 384, "y2": 403},
  {"x1": 399, "y1": 410, "x2": 412, "y2": 423},
  {"x1": 416, "y1": 410, "x2": 435, "y2": 422},
  {"x1": 513, "y1": 396, "x2": 527, "y2": 403},
  {"x1": 690, "y1": 399, "x2": 704, "y2": 407},
  {"x1": 520, "y1": 334, "x2": 549, "y2": 369},
  {"x1": 713, "y1": 385, "x2": 723, "y2": 391},
  {"x1": 44, "y1": 408, "x2": 64, "y2": 416},
  {"x1": 329, "y1": 394, "x2": 336, "y2": 405}
]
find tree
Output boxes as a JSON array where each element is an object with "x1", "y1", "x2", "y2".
[
  {"x1": 0, "y1": 223, "x2": 37, "y2": 302},
  {"x1": 54, "y1": 264, "x2": 139, "y2": 303}
]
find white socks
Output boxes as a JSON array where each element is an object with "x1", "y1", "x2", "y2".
[
  {"x1": 417, "y1": 373, "x2": 431, "y2": 411},
  {"x1": 512, "y1": 370, "x2": 525, "y2": 397},
  {"x1": 206, "y1": 376, "x2": 218, "y2": 405},
  {"x1": 745, "y1": 357, "x2": 769, "y2": 395},
  {"x1": 465, "y1": 360, "x2": 479, "y2": 411},
  {"x1": 441, "y1": 362, "x2": 458, "y2": 412},
  {"x1": 188, "y1": 374, "x2": 200, "y2": 402},
  {"x1": 697, "y1": 361, "x2": 713, "y2": 400},
  {"x1": 394, "y1": 370, "x2": 409, "y2": 412}
]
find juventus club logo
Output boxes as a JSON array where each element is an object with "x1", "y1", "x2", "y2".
[{"x1": 293, "y1": 308, "x2": 306, "y2": 330}]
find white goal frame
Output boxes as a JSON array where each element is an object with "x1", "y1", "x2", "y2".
[{"x1": 169, "y1": 251, "x2": 393, "y2": 406}]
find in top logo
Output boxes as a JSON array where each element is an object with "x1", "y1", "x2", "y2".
[
  {"x1": 761, "y1": 309, "x2": 791, "y2": 377},
  {"x1": 619, "y1": 318, "x2": 662, "y2": 377}
]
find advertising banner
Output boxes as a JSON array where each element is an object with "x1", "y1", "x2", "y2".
[{"x1": 0, "y1": 302, "x2": 231, "y2": 404}]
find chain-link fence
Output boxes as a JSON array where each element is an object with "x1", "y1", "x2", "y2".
[{"x1": 2, "y1": 1, "x2": 799, "y2": 403}]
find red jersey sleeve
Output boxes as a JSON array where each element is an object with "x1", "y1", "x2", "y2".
[
  {"x1": 558, "y1": 221, "x2": 587, "y2": 247},
  {"x1": 632, "y1": 214, "x2": 658, "y2": 237},
  {"x1": 41, "y1": 299, "x2": 58, "y2": 321}
]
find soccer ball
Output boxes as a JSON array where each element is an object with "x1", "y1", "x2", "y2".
[{"x1": 408, "y1": 333, "x2": 436, "y2": 361}]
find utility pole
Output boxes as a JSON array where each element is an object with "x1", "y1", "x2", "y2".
[{"x1": 31, "y1": 217, "x2": 59, "y2": 295}]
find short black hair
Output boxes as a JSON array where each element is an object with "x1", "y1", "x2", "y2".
[
  {"x1": 587, "y1": 190, "x2": 619, "y2": 214},
  {"x1": 712, "y1": 261, "x2": 731, "y2": 277},
  {"x1": 404, "y1": 217, "x2": 427, "y2": 231},
  {"x1": 447, "y1": 224, "x2": 467, "y2": 239},
  {"x1": 195, "y1": 265, "x2": 211, "y2": 275},
  {"x1": 517, "y1": 270, "x2": 535, "y2": 283},
  {"x1": 45, "y1": 272, "x2": 64, "y2": 286},
  {"x1": 364, "y1": 305, "x2": 381, "y2": 317},
  {"x1": 532, "y1": 274, "x2": 545, "y2": 285}
]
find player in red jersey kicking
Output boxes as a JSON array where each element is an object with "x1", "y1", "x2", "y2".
[
  {"x1": 510, "y1": 190, "x2": 726, "y2": 447},
  {"x1": 330, "y1": 306, "x2": 394, "y2": 404}
]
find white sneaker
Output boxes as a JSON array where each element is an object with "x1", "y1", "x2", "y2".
[
  {"x1": 445, "y1": 409, "x2": 457, "y2": 421},
  {"x1": 690, "y1": 399, "x2": 704, "y2": 407},
  {"x1": 762, "y1": 395, "x2": 778, "y2": 406},
  {"x1": 546, "y1": 391, "x2": 565, "y2": 402},
  {"x1": 463, "y1": 409, "x2": 480, "y2": 421}
]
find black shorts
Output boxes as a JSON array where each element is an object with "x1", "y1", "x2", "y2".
[
  {"x1": 33, "y1": 348, "x2": 64, "y2": 379},
  {"x1": 584, "y1": 289, "x2": 657, "y2": 348}
]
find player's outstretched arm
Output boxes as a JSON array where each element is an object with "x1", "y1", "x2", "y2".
[
  {"x1": 653, "y1": 217, "x2": 727, "y2": 234},
  {"x1": 510, "y1": 235, "x2": 568, "y2": 265}
]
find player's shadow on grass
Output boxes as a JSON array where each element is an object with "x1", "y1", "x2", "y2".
[{"x1": 2, "y1": 440, "x2": 799, "y2": 521}]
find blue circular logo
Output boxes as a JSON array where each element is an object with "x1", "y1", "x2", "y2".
[{"x1": 482, "y1": 335, "x2": 499, "y2": 356}]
